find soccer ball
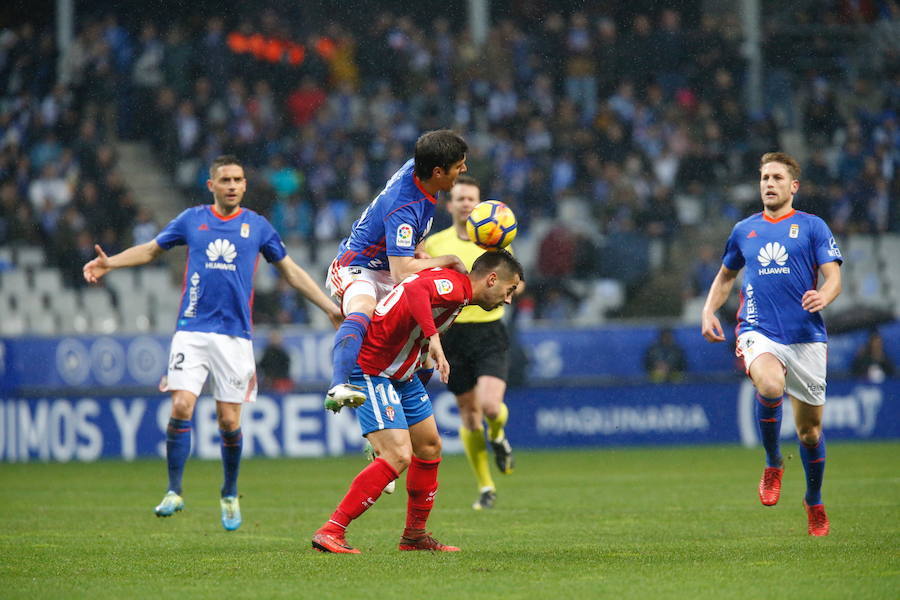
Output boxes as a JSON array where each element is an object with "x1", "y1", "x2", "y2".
[{"x1": 466, "y1": 201, "x2": 517, "y2": 250}]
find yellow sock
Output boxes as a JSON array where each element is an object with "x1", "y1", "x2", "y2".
[
  {"x1": 459, "y1": 427, "x2": 494, "y2": 491},
  {"x1": 486, "y1": 402, "x2": 509, "y2": 442}
]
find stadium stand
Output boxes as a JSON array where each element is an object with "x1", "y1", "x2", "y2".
[{"x1": 1, "y1": 4, "x2": 898, "y2": 335}]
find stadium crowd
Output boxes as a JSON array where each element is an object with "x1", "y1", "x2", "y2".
[{"x1": 1, "y1": 2, "x2": 898, "y2": 325}]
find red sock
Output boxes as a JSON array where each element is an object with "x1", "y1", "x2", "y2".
[
  {"x1": 405, "y1": 456, "x2": 440, "y2": 534},
  {"x1": 322, "y1": 458, "x2": 398, "y2": 533}
]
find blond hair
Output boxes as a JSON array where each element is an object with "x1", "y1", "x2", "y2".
[{"x1": 760, "y1": 152, "x2": 801, "y2": 181}]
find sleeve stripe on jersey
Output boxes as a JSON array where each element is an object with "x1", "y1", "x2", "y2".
[{"x1": 384, "y1": 198, "x2": 426, "y2": 219}]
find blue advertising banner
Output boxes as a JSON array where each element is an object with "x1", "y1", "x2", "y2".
[
  {"x1": 2, "y1": 378, "x2": 897, "y2": 462},
  {"x1": 3, "y1": 321, "x2": 898, "y2": 392}
]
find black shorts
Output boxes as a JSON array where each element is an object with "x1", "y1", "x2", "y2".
[{"x1": 442, "y1": 320, "x2": 509, "y2": 395}]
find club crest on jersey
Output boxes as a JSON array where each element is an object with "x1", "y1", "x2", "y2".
[
  {"x1": 434, "y1": 279, "x2": 454, "y2": 295},
  {"x1": 241, "y1": 223, "x2": 250, "y2": 238},
  {"x1": 789, "y1": 224, "x2": 799, "y2": 238},
  {"x1": 385, "y1": 405, "x2": 395, "y2": 421},
  {"x1": 396, "y1": 223, "x2": 414, "y2": 248}
]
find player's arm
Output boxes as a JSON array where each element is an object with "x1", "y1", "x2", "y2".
[
  {"x1": 388, "y1": 254, "x2": 466, "y2": 282},
  {"x1": 414, "y1": 240, "x2": 431, "y2": 260},
  {"x1": 802, "y1": 261, "x2": 842, "y2": 313},
  {"x1": 389, "y1": 251, "x2": 466, "y2": 282},
  {"x1": 400, "y1": 283, "x2": 449, "y2": 384},
  {"x1": 701, "y1": 265, "x2": 739, "y2": 342},
  {"x1": 83, "y1": 241, "x2": 164, "y2": 284},
  {"x1": 273, "y1": 255, "x2": 343, "y2": 329}
]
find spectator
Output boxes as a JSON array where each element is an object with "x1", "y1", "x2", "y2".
[
  {"x1": 851, "y1": 330, "x2": 895, "y2": 383},
  {"x1": 644, "y1": 327, "x2": 687, "y2": 383},
  {"x1": 685, "y1": 244, "x2": 720, "y2": 300},
  {"x1": 258, "y1": 330, "x2": 293, "y2": 393}
]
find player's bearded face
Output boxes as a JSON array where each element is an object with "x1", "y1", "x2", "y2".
[
  {"x1": 759, "y1": 162, "x2": 797, "y2": 211},
  {"x1": 209, "y1": 165, "x2": 247, "y2": 211},
  {"x1": 477, "y1": 272, "x2": 520, "y2": 310}
]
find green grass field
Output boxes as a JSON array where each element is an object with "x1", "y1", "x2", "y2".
[{"x1": 1, "y1": 442, "x2": 898, "y2": 599}]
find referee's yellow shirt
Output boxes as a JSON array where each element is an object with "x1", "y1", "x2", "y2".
[{"x1": 424, "y1": 226, "x2": 510, "y2": 323}]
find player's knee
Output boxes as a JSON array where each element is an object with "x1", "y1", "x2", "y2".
[
  {"x1": 482, "y1": 400, "x2": 501, "y2": 420},
  {"x1": 755, "y1": 378, "x2": 785, "y2": 400},
  {"x1": 170, "y1": 397, "x2": 194, "y2": 420},
  {"x1": 414, "y1": 436, "x2": 442, "y2": 461},
  {"x1": 218, "y1": 415, "x2": 240, "y2": 432},
  {"x1": 380, "y1": 446, "x2": 413, "y2": 473},
  {"x1": 797, "y1": 424, "x2": 821, "y2": 447}
]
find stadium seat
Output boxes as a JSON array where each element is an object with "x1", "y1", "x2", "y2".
[
  {"x1": 152, "y1": 307, "x2": 176, "y2": 332},
  {"x1": 254, "y1": 262, "x2": 277, "y2": 293},
  {"x1": 32, "y1": 268, "x2": 65, "y2": 295},
  {"x1": 28, "y1": 312, "x2": 59, "y2": 336},
  {"x1": 878, "y1": 234, "x2": 900, "y2": 259},
  {"x1": 844, "y1": 234, "x2": 877, "y2": 266},
  {"x1": 81, "y1": 288, "x2": 115, "y2": 317},
  {"x1": 92, "y1": 313, "x2": 120, "y2": 334},
  {"x1": 138, "y1": 267, "x2": 173, "y2": 292},
  {"x1": 0, "y1": 269, "x2": 28, "y2": 293},
  {"x1": 0, "y1": 310, "x2": 27, "y2": 336},
  {"x1": 14, "y1": 246, "x2": 45, "y2": 268},
  {"x1": 105, "y1": 270, "x2": 137, "y2": 298},
  {"x1": 285, "y1": 243, "x2": 311, "y2": 267},
  {"x1": 681, "y1": 296, "x2": 707, "y2": 325},
  {"x1": 49, "y1": 289, "x2": 79, "y2": 316},
  {"x1": 118, "y1": 291, "x2": 152, "y2": 333}
]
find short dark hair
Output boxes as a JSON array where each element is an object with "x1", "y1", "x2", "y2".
[
  {"x1": 452, "y1": 174, "x2": 480, "y2": 189},
  {"x1": 414, "y1": 130, "x2": 468, "y2": 180},
  {"x1": 760, "y1": 152, "x2": 801, "y2": 181},
  {"x1": 209, "y1": 155, "x2": 243, "y2": 179},
  {"x1": 471, "y1": 249, "x2": 524, "y2": 282}
]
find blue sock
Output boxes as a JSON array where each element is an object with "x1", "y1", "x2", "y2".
[
  {"x1": 799, "y1": 433, "x2": 826, "y2": 505},
  {"x1": 329, "y1": 312, "x2": 370, "y2": 388},
  {"x1": 166, "y1": 417, "x2": 192, "y2": 495},
  {"x1": 755, "y1": 392, "x2": 783, "y2": 468},
  {"x1": 220, "y1": 428, "x2": 243, "y2": 498}
]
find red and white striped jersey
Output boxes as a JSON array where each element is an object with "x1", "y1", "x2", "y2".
[{"x1": 358, "y1": 268, "x2": 472, "y2": 380}]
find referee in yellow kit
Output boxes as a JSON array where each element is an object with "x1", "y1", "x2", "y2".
[{"x1": 424, "y1": 174, "x2": 515, "y2": 510}]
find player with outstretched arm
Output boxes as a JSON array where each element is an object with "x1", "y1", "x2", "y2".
[
  {"x1": 701, "y1": 152, "x2": 842, "y2": 536},
  {"x1": 312, "y1": 250, "x2": 524, "y2": 553},
  {"x1": 83, "y1": 155, "x2": 342, "y2": 531}
]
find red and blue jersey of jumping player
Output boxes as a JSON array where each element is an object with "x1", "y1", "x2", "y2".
[
  {"x1": 155, "y1": 205, "x2": 286, "y2": 339},
  {"x1": 722, "y1": 209, "x2": 842, "y2": 345},
  {"x1": 358, "y1": 268, "x2": 472, "y2": 381},
  {"x1": 333, "y1": 159, "x2": 436, "y2": 271}
]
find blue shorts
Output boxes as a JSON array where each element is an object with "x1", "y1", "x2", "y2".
[{"x1": 351, "y1": 366, "x2": 433, "y2": 436}]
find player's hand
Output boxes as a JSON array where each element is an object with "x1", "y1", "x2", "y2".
[
  {"x1": 701, "y1": 312, "x2": 726, "y2": 342},
  {"x1": 427, "y1": 334, "x2": 450, "y2": 383},
  {"x1": 326, "y1": 304, "x2": 343, "y2": 329},
  {"x1": 83, "y1": 244, "x2": 111, "y2": 284},
  {"x1": 414, "y1": 248, "x2": 432, "y2": 260},
  {"x1": 445, "y1": 255, "x2": 467, "y2": 274},
  {"x1": 801, "y1": 289, "x2": 827, "y2": 313}
]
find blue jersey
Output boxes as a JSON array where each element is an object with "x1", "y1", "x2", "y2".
[
  {"x1": 155, "y1": 205, "x2": 287, "y2": 339},
  {"x1": 334, "y1": 159, "x2": 436, "y2": 271},
  {"x1": 722, "y1": 210, "x2": 842, "y2": 345}
]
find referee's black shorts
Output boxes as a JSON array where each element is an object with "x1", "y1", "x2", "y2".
[{"x1": 441, "y1": 320, "x2": 509, "y2": 396}]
